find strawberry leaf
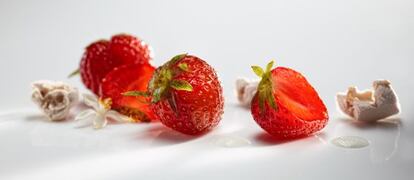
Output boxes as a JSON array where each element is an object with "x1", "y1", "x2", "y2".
[
  {"x1": 251, "y1": 66, "x2": 264, "y2": 77},
  {"x1": 265, "y1": 60, "x2": 274, "y2": 73},
  {"x1": 170, "y1": 80, "x2": 193, "y2": 91},
  {"x1": 68, "y1": 69, "x2": 80, "y2": 78},
  {"x1": 152, "y1": 86, "x2": 165, "y2": 103},
  {"x1": 122, "y1": 91, "x2": 149, "y2": 97},
  {"x1": 170, "y1": 53, "x2": 187, "y2": 64},
  {"x1": 254, "y1": 60, "x2": 278, "y2": 113},
  {"x1": 164, "y1": 68, "x2": 173, "y2": 80},
  {"x1": 167, "y1": 94, "x2": 178, "y2": 113},
  {"x1": 258, "y1": 91, "x2": 265, "y2": 111},
  {"x1": 267, "y1": 91, "x2": 278, "y2": 110},
  {"x1": 178, "y1": 63, "x2": 189, "y2": 72}
]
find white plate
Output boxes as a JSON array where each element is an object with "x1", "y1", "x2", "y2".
[
  {"x1": 1, "y1": 0, "x2": 413, "y2": 179},
  {"x1": 1, "y1": 105, "x2": 412, "y2": 180}
]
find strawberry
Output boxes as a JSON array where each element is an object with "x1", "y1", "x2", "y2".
[
  {"x1": 109, "y1": 34, "x2": 152, "y2": 66},
  {"x1": 101, "y1": 63, "x2": 156, "y2": 122},
  {"x1": 125, "y1": 54, "x2": 224, "y2": 135},
  {"x1": 76, "y1": 34, "x2": 152, "y2": 96},
  {"x1": 79, "y1": 40, "x2": 112, "y2": 95},
  {"x1": 250, "y1": 61, "x2": 328, "y2": 139}
]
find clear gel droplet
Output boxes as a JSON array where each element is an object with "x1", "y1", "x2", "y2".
[
  {"x1": 331, "y1": 136, "x2": 369, "y2": 149},
  {"x1": 213, "y1": 135, "x2": 251, "y2": 148}
]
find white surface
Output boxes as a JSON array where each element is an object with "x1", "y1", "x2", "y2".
[{"x1": 0, "y1": 0, "x2": 413, "y2": 179}]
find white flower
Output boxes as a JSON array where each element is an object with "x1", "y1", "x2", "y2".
[{"x1": 75, "y1": 94, "x2": 132, "y2": 129}]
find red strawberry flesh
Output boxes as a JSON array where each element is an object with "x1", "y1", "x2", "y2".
[
  {"x1": 273, "y1": 67, "x2": 327, "y2": 121},
  {"x1": 101, "y1": 63, "x2": 156, "y2": 122}
]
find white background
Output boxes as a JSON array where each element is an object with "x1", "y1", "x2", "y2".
[{"x1": 0, "y1": 0, "x2": 413, "y2": 179}]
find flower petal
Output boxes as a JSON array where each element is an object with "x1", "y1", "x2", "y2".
[
  {"x1": 93, "y1": 114, "x2": 107, "y2": 129},
  {"x1": 83, "y1": 94, "x2": 99, "y2": 110},
  {"x1": 74, "y1": 109, "x2": 96, "y2": 121},
  {"x1": 73, "y1": 118, "x2": 93, "y2": 128},
  {"x1": 106, "y1": 110, "x2": 132, "y2": 123}
]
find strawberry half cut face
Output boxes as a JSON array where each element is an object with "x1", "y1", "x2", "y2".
[
  {"x1": 251, "y1": 61, "x2": 328, "y2": 139},
  {"x1": 272, "y1": 67, "x2": 328, "y2": 121},
  {"x1": 101, "y1": 63, "x2": 156, "y2": 122}
]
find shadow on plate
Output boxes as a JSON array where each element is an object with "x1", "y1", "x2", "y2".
[
  {"x1": 226, "y1": 102, "x2": 250, "y2": 110},
  {"x1": 24, "y1": 114, "x2": 48, "y2": 121},
  {"x1": 133, "y1": 123, "x2": 202, "y2": 146},
  {"x1": 24, "y1": 113, "x2": 75, "y2": 124}
]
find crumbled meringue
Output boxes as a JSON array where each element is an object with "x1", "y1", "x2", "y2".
[
  {"x1": 75, "y1": 94, "x2": 132, "y2": 129},
  {"x1": 31, "y1": 80, "x2": 79, "y2": 121},
  {"x1": 336, "y1": 80, "x2": 400, "y2": 122},
  {"x1": 235, "y1": 78, "x2": 259, "y2": 107}
]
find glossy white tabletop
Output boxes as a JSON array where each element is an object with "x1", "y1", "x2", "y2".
[{"x1": 0, "y1": 0, "x2": 413, "y2": 179}]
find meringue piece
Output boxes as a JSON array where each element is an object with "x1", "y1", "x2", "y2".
[
  {"x1": 31, "y1": 80, "x2": 79, "y2": 121},
  {"x1": 336, "y1": 80, "x2": 400, "y2": 122},
  {"x1": 235, "y1": 78, "x2": 259, "y2": 107},
  {"x1": 74, "y1": 94, "x2": 132, "y2": 129}
]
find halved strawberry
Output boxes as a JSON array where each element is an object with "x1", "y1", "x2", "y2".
[
  {"x1": 251, "y1": 61, "x2": 328, "y2": 138},
  {"x1": 100, "y1": 63, "x2": 156, "y2": 122},
  {"x1": 75, "y1": 33, "x2": 152, "y2": 96}
]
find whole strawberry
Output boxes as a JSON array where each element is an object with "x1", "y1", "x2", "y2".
[
  {"x1": 109, "y1": 34, "x2": 152, "y2": 67},
  {"x1": 75, "y1": 34, "x2": 152, "y2": 95},
  {"x1": 78, "y1": 40, "x2": 111, "y2": 95},
  {"x1": 125, "y1": 54, "x2": 224, "y2": 135},
  {"x1": 250, "y1": 61, "x2": 328, "y2": 139}
]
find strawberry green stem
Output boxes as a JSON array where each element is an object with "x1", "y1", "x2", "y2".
[
  {"x1": 123, "y1": 54, "x2": 193, "y2": 109},
  {"x1": 251, "y1": 60, "x2": 278, "y2": 112}
]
